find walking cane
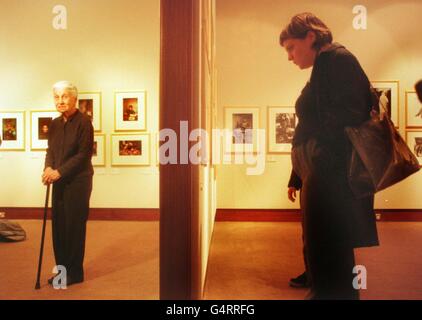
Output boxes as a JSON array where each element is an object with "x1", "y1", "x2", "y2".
[{"x1": 35, "y1": 183, "x2": 51, "y2": 290}]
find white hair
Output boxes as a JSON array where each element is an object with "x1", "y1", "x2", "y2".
[{"x1": 52, "y1": 80, "x2": 78, "y2": 98}]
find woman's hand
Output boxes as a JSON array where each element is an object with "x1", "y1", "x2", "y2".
[
  {"x1": 42, "y1": 167, "x2": 61, "y2": 185},
  {"x1": 288, "y1": 187, "x2": 298, "y2": 202}
]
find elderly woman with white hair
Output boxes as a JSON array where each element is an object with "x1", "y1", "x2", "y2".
[{"x1": 42, "y1": 81, "x2": 94, "y2": 286}]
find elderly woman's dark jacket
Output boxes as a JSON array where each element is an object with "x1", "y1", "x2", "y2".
[{"x1": 289, "y1": 43, "x2": 379, "y2": 249}]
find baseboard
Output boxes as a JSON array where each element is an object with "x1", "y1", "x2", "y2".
[
  {"x1": 2, "y1": 207, "x2": 421, "y2": 222},
  {"x1": 216, "y1": 209, "x2": 422, "y2": 222},
  {"x1": 0, "y1": 207, "x2": 160, "y2": 221}
]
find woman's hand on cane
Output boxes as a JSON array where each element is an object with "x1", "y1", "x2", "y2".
[{"x1": 42, "y1": 167, "x2": 61, "y2": 185}]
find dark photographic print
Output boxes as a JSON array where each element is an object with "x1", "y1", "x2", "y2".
[
  {"x1": 414, "y1": 137, "x2": 422, "y2": 157},
  {"x1": 112, "y1": 134, "x2": 150, "y2": 166},
  {"x1": 372, "y1": 81, "x2": 399, "y2": 126},
  {"x1": 0, "y1": 112, "x2": 25, "y2": 150},
  {"x1": 268, "y1": 106, "x2": 296, "y2": 153},
  {"x1": 78, "y1": 99, "x2": 94, "y2": 121},
  {"x1": 78, "y1": 92, "x2": 101, "y2": 131},
  {"x1": 406, "y1": 131, "x2": 422, "y2": 166},
  {"x1": 93, "y1": 141, "x2": 98, "y2": 157},
  {"x1": 374, "y1": 87, "x2": 392, "y2": 118},
  {"x1": 123, "y1": 98, "x2": 139, "y2": 122},
  {"x1": 38, "y1": 117, "x2": 52, "y2": 140},
  {"x1": 232, "y1": 113, "x2": 253, "y2": 144},
  {"x1": 2, "y1": 118, "x2": 17, "y2": 141},
  {"x1": 275, "y1": 112, "x2": 295, "y2": 144},
  {"x1": 92, "y1": 134, "x2": 105, "y2": 167},
  {"x1": 406, "y1": 91, "x2": 422, "y2": 129},
  {"x1": 119, "y1": 140, "x2": 142, "y2": 156}
]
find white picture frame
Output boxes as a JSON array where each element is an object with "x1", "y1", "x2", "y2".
[
  {"x1": 78, "y1": 92, "x2": 102, "y2": 132},
  {"x1": 267, "y1": 106, "x2": 297, "y2": 154},
  {"x1": 406, "y1": 130, "x2": 422, "y2": 168},
  {"x1": 111, "y1": 133, "x2": 150, "y2": 166},
  {"x1": 93, "y1": 134, "x2": 106, "y2": 167},
  {"x1": 114, "y1": 91, "x2": 147, "y2": 131},
  {"x1": 371, "y1": 81, "x2": 399, "y2": 127},
  {"x1": 30, "y1": 110, "x2": 59, "y2": 151},
  {"x1": 405, "y1": 91, "x2": 422, "y2": 129},
  {"x1": 224, "y1": 107, "x2": 260, "y2": 154},
  {"x1": 0, "y1": 111, "x2": 25, "y2": 151}
]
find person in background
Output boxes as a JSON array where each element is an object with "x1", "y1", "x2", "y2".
[{"x1": 415, "y1": 79, "x2": 422, "y2": 103}]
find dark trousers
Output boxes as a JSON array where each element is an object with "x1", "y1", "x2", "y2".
[
  {"x1": 51, "y1": 176, "x2": 92, "y2": 279},
  {"x1": 293, "y1": 140, "x2": 363, "y2": 300},
  {"x1": 306, "y1": 244, "x2": 359, "y2": 300}
]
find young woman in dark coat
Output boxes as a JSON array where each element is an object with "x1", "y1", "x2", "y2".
[{"x1": 280, "y1": 12, "x2": 379, "y2": 299}]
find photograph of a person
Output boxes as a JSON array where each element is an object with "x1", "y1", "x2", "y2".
[
  {"x1": 123, "y1": 98, "x2": 139, "y2": 122},
  {"x1": 114, "y1": 91, "x2": 146, "y2": 131},
  {"x1": 119, "y1": 140, "x2": 142, "y2": 156},
  {"x1": 372, "y1": 81, "x2": 399, "y2": 126},
  {"x1": 267, "y1": 106, "x2": 297, "y2": 153},
  {"x1": 2, "y1": 118, "x2": 17, "y2": 141},
  {"x1": 276, "y1": 112, "x2": 296, "y2": 144},
  {"x1": 373, "y1": 87, "x2": 391, "y2": 118},
  {"x1": 406, "y1": 131, "x2": 422, "y2": 166},
  {"x1": 78, "y1": 99, "x2": 94, "y2": 122},
  {"x1": 78, "y1": 92, "x2": 102, "y2": 131},
  {"x1": 92, "y1": 134, "x2": 106, "y2": 167},
  {"x1": 414, "y1": 137, "x2": 422, "y2": 157},
  {"x1": 38, "y1": 117, "x2": 52, "y2": 140},
  {"x1": 93, "y1": 141, "x2": 98, "y2": 157},
  {"x1": 232, "y1": 113, "x2": 253, "y2": 144},
  {"x1": 30, "y1": 111, "x2": 59, "y2": 150}
]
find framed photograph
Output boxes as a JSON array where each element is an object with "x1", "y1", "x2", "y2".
[
  {"x1": 371, "y1": 81, "x2": 399, "y2": 127},
  {"x1": 0, "y1": 111, "x2": 25, "y2": 151},
  {"x1": 224, "y1": 107, "x2": 260, "y2": 153},
  {"x1": 78, "y1": 92, "x2": 102, "y2": 132},
  {"x1": 114, "y1": 91, "x2": 147, "y2": 131},
  {"x1": 405, "y1": 91, "x2": 422, "y2": 129},
  {"x1": 267, "y1": 106, "x2": 297, "y2": 154},
  {"x1": 405, "y1": 131, "x2": 422, "y2": 167},
  {"x1": 111, "y1": 133, "x2": 150, "y2": 166},
  {"x1": 30, "y1": 111, "x2": 59, "y2": 150},
  {"x1": 93, "y1": 134, "x2": 106, "y2": 167}
]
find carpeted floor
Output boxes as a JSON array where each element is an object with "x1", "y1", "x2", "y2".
[
  {"x1": 0, "y1": 220, "x2": 159, "y2": 300},
  {"x1": 2, "y1": 220, "x2": 421, "y2": 300},
  {"x1": 204, "y1": 222, "x2": 422, "y2": 300}
]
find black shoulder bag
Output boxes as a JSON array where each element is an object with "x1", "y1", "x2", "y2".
[{"x1": 344, "y1": 86, "x2": 420, "y2": 199}]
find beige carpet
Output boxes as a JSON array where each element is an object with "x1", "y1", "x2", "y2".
[
  {"x1": 0, "y1": 220, "x2": 159, "y2": 300},
  {"x1": 2, "y1": 220, "x2": 422, "y2": 300},
  {"x1": 204, "y1": 222, "x2": 422, "y2": 300}
]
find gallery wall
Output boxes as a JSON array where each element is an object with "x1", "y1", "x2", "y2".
[
  {"x1": 215, "y1": 0, "x2": 422, "y2": 209},
  {"x1": 0, "y1": 0, "x2": 160, "y2": 208}
]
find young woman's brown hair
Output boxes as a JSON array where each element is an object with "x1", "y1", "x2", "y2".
[{"x1": 280, "y1": 12, "x2": 333, "y2": 50}]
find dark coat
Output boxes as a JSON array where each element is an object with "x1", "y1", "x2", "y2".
[{"x1": 290, "y1": 43, "x2": 379, "y2": 249}]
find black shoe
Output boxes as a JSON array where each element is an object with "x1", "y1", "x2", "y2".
[
  {"x1": 67, "y1": 275, "x2": 84, "y2": 286},
  {"x1": 289, "y1": 271, "x2": 310, "y2": 288},
  {"x1": 48, "y1": 276, "x2": 57, "y2": 285}
]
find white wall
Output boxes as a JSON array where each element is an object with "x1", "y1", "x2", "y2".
[
  {"x1": 0, "y1": 0, "x2": 160, "y2": 208},
  {"x1": 216, "y1": 0, "x2": 422, "y2": 209}
]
